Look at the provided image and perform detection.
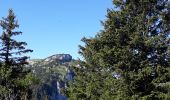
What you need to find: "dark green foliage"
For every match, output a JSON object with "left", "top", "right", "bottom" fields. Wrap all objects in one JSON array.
[
  {"left": 66, "top": 0, "right": 170, "bottom": 99},
  {"left": 0, "top": 9, "right": 35, "bottom": 100},
  {"left": 0, "top": 9, "right": 33, "bottom": 67}
]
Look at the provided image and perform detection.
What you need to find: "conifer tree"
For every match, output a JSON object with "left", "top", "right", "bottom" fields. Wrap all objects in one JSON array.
[
  {"left": 0, "top": 9, "right": 33, "bottom": 67},
  {"left": 65, "top": 0, "right": 170, "bottom": 99},
  {"left": 0, "top": 9, "right": 33, "bottom": 99}
]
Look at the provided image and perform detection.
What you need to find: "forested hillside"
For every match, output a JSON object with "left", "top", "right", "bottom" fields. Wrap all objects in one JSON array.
[{"left": 27, "top": 54, "right": 75, "bottom": 100}]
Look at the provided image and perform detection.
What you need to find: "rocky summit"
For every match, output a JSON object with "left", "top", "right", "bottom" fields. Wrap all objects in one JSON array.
[
  {"left": 28, "top": 54, "right": 72, "bottom": 67},
  {"left": 43, "top": 54, "right": 72, "bottom": 64}
]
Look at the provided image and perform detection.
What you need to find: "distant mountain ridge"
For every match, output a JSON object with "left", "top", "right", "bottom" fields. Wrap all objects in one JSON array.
[
  {"left": 43, "top": 54, "right": 72, "bottom": 62},
  {"left": 28, "top": 54, "right": 72, "bottom": 65},
  {"left": 27, "top": 54, "right": 75, "bottom": 100}
]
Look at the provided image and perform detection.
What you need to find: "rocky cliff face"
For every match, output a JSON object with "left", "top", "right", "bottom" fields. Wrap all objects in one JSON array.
[
  {"left": 44, "top": 54, "right": 72, "bottom": 62},
  {"left": 28, "top": 54, "right": 72, "bottom": 66},
  {"left": 27, "top": 54, "right": 75, "bottom": 100}
]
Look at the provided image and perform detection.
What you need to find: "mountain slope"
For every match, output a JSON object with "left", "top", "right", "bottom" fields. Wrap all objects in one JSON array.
[{"left": 27, "top": 54, "right": 75, "bottom": 100}]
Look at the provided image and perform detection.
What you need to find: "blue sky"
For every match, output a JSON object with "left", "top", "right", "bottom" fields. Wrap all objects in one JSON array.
[{"left": 0, "top": 0, "right": 113, "bottom": 59}]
